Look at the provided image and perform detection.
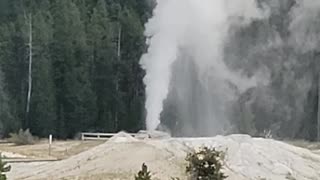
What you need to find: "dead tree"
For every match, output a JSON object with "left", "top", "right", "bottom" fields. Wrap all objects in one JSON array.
[
  {"left": 318, "top": 74, "right": 320, "bottom": 141},
  {"left": 114, "top": 23, "right": 121, "bottom": 131},
  {"left": 26, "top": 14, "right": 33, "bottom": 126}
]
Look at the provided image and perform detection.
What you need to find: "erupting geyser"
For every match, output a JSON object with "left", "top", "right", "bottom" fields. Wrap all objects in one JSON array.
[{"left": 140, "top": 0, "right": 269, "bottom": 132}]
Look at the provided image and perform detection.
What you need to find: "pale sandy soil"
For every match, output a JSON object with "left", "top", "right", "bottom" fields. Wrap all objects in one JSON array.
[
  {"left": 0, "top": 140, "right": 103, "bottom": 159},
  {"left": 285, "top": 140, "right": 320, "bottom": 154},
  {"left": 6, "top": 133, "right": 320, "bottom": 180}
]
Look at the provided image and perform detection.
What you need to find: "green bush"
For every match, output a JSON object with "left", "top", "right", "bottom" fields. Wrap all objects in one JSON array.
[
  {"left": 135, "top": 163, "right": 152, "bottom": 180},
  {"left": 0, "top": 153, "right": 11, "bottom": 180},
  {"left": 8, "top": 129, "right": 36, "bottom": 145},
  {"left": 186, "top": 147, "right": 227, "bottom": 180}
]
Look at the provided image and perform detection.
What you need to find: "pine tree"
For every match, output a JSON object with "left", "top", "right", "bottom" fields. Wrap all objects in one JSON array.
[
  {"left": 116, "top": 7, "right": 146, "bottom": 131},
  {"left": 0, "top": 70, "right": 14, "bottom": 137},
  {"left": 0, "top": 153, "right": 11, "bottom": 180},
  {"left": 135, "top": 163, "right": 152, "bottom": 180},
  {"left": 186, "top": 147, "right": 227, "bottom": 180},
  {"left": 0, "top": 0, "right": 151, "bottom": 138},
  {"left": 51, "top": 0, "right": 96, "bottom": 138},
  {"left": 88, "top": 0, "right": 116, "bottom": 132},
  {"left": 28, "top": 2, "right": 57, "bottom": 137},
  {"left": 0, "top": 10, "right": 28, "bottom": 132}
]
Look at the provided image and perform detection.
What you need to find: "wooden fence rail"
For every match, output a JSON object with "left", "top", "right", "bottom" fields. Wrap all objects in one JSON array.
[{"left": 81, "top": 132, "right": 138, "bottom": 141}]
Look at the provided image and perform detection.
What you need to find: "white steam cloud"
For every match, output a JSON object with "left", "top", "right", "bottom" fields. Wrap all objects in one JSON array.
[
  {"left": 140, "top": 0, "right": 269, "bottom": 130},
  {"left": 289, "top": 0, "right": 320, "bottom": 53}
]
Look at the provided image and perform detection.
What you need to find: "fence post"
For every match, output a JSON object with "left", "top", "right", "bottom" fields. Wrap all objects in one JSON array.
[
  {"left": 81, "top": 133, "right": 84, "bottom": 141},
  {"left": 49, "top": 134, "right": 52, "bottom": 156}
]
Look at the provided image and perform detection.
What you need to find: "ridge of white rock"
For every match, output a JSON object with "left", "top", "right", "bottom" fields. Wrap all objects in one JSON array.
[
  {"left": 8, "top": 133, "right": 320, "bottom": 180},
  {"left": 108, "top": 131, "right": 138, "bottom": 143}
]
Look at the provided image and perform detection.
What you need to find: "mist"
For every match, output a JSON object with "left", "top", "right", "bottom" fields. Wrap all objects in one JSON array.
[
  {"left": 141, "top": 0, "right": 320, "bottom": 139},
  {"left": 140, "top": 0, "right": 268, "bottom": 132}
]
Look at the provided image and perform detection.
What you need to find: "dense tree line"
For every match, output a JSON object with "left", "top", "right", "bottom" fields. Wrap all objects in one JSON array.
[
  {"left": 0, "top": 0, "right": 152, "bottom": 138},
  {"left": 1, "top": 0, "right": 320, "bottom": 141}
]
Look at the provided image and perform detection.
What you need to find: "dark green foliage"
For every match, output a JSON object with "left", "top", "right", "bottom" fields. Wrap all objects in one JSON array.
[
  {"left": 186, "top": 147, "right": 227, "bottom": 180},
  {"left": 0, "top": 154, "right": 11, "bottom": 180},
  {"left": 135, "top": 163, "right": 152, "bottom": 180},
  {"left": 29, "top": 3, "right": 56, "bottom": 137},
  {"left": 50, "top": 0, "right": 97, "bottom": 138},
  {"left": 0, "top": 0, "right": 149, "bottom": 138},
  {"left": 88, "top": 0, "right": 116, "bottom": 132},
  {"left": 0, "top": 70, "right": 15, "bottom": 137},
  {"left": 2, "top": 0, "right": 319, "bottom": 141}
]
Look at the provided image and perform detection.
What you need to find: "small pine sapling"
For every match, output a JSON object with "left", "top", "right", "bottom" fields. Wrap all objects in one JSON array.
[
  {"left": 186, "top": 147, "right": 227, "bottom": 180},
  {"left": 0, "top": 153, "right": 11, "bottom": 180},
  {"left": 135, "top": 163, "right": 152, "bottom": 180}
]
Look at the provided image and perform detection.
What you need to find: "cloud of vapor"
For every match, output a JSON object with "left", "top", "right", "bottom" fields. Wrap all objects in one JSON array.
[
  {"left": 140, "top": 0, "right": 269, "bottom": 131},
  {"left": 289, "top": 0, "right": 320, "bottom": 53}
]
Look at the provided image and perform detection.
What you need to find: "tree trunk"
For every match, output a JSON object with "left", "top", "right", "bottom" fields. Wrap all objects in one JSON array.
[
  {"left": 114, "top": 24, "right": 121, "bottom": 131},
  {"left": 26, "top": 14, "right": 32, "bottom": 126},
  {"left": 117, "top": 25, "right": 122, "bottom": 58},
  {"left": 318, "top": 74, "right": 320, "bottom": 141}
]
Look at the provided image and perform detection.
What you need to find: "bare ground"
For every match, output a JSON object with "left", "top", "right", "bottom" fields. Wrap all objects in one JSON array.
[
  {"left": 4, "top": 133, "right": 320, "bottom": 180},
  {"left": 0, "top": 140, "right": 103, "bottom": 160}
]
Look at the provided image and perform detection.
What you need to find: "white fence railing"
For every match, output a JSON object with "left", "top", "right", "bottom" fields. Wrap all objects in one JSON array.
[{"left": 80, "top": 132, "right": 138, "bottom": 141}]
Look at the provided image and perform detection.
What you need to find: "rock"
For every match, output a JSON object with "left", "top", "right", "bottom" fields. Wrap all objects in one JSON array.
[
  {"left": 136, "top": 130, "right": 171, "bottom": 139},
  {"left": 8, "top": 135, "right": 320, "bottom": 180},
  {"left": 108, "top": 131, "right": 138, "bottom": 143}
]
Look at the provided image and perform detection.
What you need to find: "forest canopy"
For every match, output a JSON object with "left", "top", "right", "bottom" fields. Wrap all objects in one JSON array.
[
  {"left": 0, "top": 0, "right": 319, "bottom": 141},
  {"left": 0, "top": 0, "right": 152, "bottom": 138}
]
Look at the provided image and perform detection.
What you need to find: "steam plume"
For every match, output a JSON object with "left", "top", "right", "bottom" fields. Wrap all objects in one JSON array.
[{"left": 140, "top": 0, "right": 268, "bottom": 131}]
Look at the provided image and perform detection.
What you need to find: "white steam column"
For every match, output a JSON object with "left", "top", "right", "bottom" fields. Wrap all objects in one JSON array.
[{"left": 140, "top": 0, "right": 268, "bottom": 131}]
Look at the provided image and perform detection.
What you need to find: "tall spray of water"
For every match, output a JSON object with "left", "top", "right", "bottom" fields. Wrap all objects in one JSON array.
[{"left": 140, "top": 0, "right": 269, "bottom": 131}]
